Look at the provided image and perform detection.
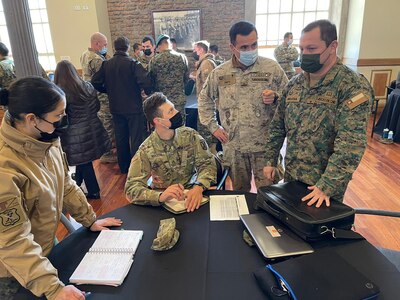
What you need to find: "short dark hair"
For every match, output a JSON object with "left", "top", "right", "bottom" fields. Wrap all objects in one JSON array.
[
  {"left": 143, "top": 92, "right": 168, "bottom": 126},
  {"left": 284, "top": 32, "right": 292, "bottom": 39},
  {"left": 142, "top": 35, "right": 155, "bottom": 46},
  {"left": 170, "top": 38, "right": 177, "bottom": 44},
  {"left": 114, "top": 36, "right": 130, "bottom": 52},
  {"left": 133, "top": 43, "right": 141, "bottom": 51},
  {"left": 302, "top": 19, "right": 337, "bottom": 47},
  {"left": 0, "top": 76, "right": 65, "bottom": 123},
  {"left": 209, "top": 45, "right": 218, "bottom": 53},
  {"left": 229, "top": 21, "right": 257, "bottom": 44},
  {"left": 0, "top": 42, "right": 9, "bottom": 56}
]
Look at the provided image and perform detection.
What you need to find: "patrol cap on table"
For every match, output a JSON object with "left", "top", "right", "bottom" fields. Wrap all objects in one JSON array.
[
  {"left": 156, "top": 34, "right": 170, "bottom": 47},
  {"left": 151, "top": 217, "right": 180, "bottom": 251}
]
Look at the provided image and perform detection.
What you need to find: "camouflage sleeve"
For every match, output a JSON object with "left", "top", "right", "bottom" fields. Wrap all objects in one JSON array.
[
  {"left": 182, "top": 54, "right": 189, "bottom": 85},
  {"left": 124, "top": 149, "right": 162, "bottom": 206},
  {"left": 88, "top": 57, "right": 104, "bottom": 74},
  {"left": 200, "top": 60, "right": 214, "bottom": 86},
  {"left": 289, "top": 48, "right": 299, "bottom": 61},
  {"left": 193, "top": 132, "right": 217, "bottom": 188},
  {"left": 198, "top": 69, "right": 219, "bottom": 134},
  {"left": 274, "top": 65, "right": 289, "bottom": 98},
  {"left": 264, "top": 89, "right": 288, "bottom": 166},
  {"left": 315, "top": 77, "right": 373, "bottom": 200}
]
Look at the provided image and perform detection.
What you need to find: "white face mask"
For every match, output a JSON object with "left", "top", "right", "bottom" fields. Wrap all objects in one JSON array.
[{"left": 287, "top": 39, "right": 293, "bottom": 46}]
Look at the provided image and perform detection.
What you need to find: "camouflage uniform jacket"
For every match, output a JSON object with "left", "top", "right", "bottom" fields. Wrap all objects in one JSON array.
[
  {"left": 195, "top": 53, "right": 216, "bottom": 96},
  {"left": 80, "top": 48, "right": 105, "bottom": 81},
  {"left": 125, "top": 127, "right": 217, "bottom": 206},
  {"left": 0, "top": 57, "right": 16, "bottom": 89},
  {"left": 149, "top": 49, "right": 189, "bottom": 108},
  {"left": 0, "top": 116, "right": 96, "bottom": 299},
  {"left": 274, "top": 44, "right": 299, "bottom": 79},
  {"left": 264, "top": 59, "right": 374, "bottom": 201},
  {"left": 198, "top": 55, "right": 288, "bottom": 162},
  {"left": 136, "top": 55, "right": 152, "bottom": 71}
]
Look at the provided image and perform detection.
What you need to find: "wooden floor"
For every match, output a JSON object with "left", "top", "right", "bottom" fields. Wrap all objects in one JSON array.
[{"left": 57, "top": 110, "right": 400, "bottom": 251}]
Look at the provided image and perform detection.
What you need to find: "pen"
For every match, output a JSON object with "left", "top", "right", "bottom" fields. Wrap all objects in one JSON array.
[{"left": 85, "top": 292, "right": 92, "bottom": 298}]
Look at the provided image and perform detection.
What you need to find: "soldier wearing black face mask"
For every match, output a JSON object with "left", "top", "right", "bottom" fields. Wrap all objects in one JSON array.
[{"left": 138, "top": 35, "right": 156, "bottom": 71}]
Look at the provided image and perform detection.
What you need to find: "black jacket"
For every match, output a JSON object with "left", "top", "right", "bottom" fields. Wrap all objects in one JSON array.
[
  {"left": 91, "top": 51, "right": 153, "bottom": 114},
  {"left": 60, "top": 82, "right": 111, "bottom": 166}
]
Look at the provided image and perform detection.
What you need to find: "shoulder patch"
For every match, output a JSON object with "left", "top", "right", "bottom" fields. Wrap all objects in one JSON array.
[
  {"left": 0, "top": 197, "right": 26, "bottom": 232},
  {"left": 346, "top": 93, "right": 369, "bottom": 109},
  {"left": 199, "top": 138, "right": 208, "bottom": 151}
]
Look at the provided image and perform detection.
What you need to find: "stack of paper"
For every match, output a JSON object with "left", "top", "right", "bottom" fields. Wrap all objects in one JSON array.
[
  {"left": 69, "top": 230, "right": 143, "bottom": 286},
  {"left": 209, "top": 194, "right": 249, "bottom": 221}
]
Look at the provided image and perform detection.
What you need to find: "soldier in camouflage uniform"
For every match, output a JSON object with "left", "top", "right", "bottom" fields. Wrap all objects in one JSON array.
[
  {"left": 264, "top": 20, "right": 374, "bottom": 207},
  {"left": 192, "top": 40, "right": 218, "bottom": 151},
  {"left": 274, "top": 32, "right": 299, "bottom": 80},
  {"left": 139, "top": 35, "right": 156, "bottom": 71},
  {"left": 81, "top": 32, "right": 116, "bottom": 163},
  {"left": 149, "top": 34, "right": 189, "bottom": 119},
  {"left": 125, "top": 92, "right": 216, "bottom": 213},
  {"left": 0, "top": 43, "right": 16, "bottom": 90},
  {"left": 198, "top": 21, "right": 288, "bottom": 192}
]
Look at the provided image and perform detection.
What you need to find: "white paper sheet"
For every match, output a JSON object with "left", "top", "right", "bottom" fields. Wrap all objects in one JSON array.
[{"left": 209, "top": 194, "right": 249, "bottom": 221}]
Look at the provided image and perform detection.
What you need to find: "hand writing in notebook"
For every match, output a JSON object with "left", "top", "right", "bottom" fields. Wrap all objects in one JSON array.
[
  {"left": 159, "top": 183, "right": 185, "bottom": 202},
  {"left": 185, "top": 185, "right": 203, "bottom": 212}
]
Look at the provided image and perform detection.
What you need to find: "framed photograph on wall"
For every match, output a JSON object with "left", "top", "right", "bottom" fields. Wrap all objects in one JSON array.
[
  {"left": 370, "top": 69, "right": 392, "bottom": 99},
  {"left": 152, "top": 9, "right": 201, "bottom": 51}
]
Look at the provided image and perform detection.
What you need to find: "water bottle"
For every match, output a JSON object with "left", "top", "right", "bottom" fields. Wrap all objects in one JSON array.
[
  {"left": 388, "top": 131, "right": 394, "bottom": 140},
  {"left": 383, "top": 128, "right": 389, "bottom": 139}
]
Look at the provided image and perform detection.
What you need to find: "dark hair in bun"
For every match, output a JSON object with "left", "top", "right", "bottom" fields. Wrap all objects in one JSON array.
[
  {"left": 0, "top": 88, "right": 9, "bottom": 106},
  {"left": 6, "top": 76, "right": 65, "bottom": 122}
]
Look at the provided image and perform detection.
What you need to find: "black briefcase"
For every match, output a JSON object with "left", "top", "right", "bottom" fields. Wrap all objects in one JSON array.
[{"left": 254, "top": 181, "right": 356, "bottom": 241}]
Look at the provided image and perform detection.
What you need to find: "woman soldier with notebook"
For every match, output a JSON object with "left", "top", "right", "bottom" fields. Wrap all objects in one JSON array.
[{"left": 0, "top": 77, "right": 122, "bottom": 300}]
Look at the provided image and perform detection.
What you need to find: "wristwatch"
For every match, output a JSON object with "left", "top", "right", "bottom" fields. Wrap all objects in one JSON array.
[{"left": 193, "top": 181, "right": 206, "bottom": 191}]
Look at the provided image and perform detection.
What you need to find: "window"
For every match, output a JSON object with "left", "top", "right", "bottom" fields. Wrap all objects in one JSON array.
[
  {"left": 256, "top": 0, "right": 331, "bottom": 59},
  {"left": 0, "top": 0, "right": 56, "bottom": 71}
]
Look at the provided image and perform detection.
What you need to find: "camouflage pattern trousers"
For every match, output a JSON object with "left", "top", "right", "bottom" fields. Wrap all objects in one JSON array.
[
  {"left": 228, "top": 150, "right": 273, "bottom": 192},
  {"left": 0, "top": 277, "right": 20, "bottom": 300},
  {"left": 98, "top": 92, "right": 115, "bottom": 154}
]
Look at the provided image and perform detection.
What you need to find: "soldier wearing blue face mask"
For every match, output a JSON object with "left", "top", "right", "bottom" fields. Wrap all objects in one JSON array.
[{"left": 198, "top": 21, "right": 288, "bottom": 192}]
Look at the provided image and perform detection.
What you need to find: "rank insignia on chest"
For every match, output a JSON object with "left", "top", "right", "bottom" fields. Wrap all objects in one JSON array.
[{"left": 251, "top": 72, "right": 271, "bottom": 82}]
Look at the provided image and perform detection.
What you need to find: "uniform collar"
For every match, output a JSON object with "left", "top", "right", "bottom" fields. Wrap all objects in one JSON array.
[
  {"left": 0, "top": 113, "right": 58, "bottom": 161},
  {"left": 231, "top": 54, "right": 260, "bottom": 72},
  {"left": 197, "top": 53, "right": 214, "bottom": 69},
  {"left": 151, "top": 127, "right": 184, "bottom": 150}
]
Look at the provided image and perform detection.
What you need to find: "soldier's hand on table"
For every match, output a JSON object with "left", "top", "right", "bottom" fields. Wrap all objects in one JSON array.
[
  {"left": 302, "top": 185, "right": 331, "bottom": 208},
  {"left": 55, "top": 285, "right": 85, "bottom": 300},
  {"left": 159, "top": 183, "right": 185, "bottom": 202},
  {"left": 262, "top": 89, "right": 276, "bottom": 105},
  {"left": 213, "top": 126, "right": 229, "bottom": 144},
  {"left": 185, "top": 185, "right": 203, "bottom": 212},
  {"left": 263, "top": 166, "right": 276, "bottom": 181},
  {"left": 90, "top": 217, "right": 123, "bottom": 231}
]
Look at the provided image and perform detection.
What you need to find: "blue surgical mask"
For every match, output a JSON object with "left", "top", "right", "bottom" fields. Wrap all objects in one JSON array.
[
  {"left": 99, "top": 47, "right": 107, "bottom": 55},
  {"left": 238, "top": 49, "right": 258, "bottom": 66}
]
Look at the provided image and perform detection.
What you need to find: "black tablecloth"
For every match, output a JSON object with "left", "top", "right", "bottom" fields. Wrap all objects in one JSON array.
[
  {"left": 15, "top": 191, "right": 400, "bottom": 299},
  {"left": 374, "top": 89, "right": 400, "bottom": 142}
]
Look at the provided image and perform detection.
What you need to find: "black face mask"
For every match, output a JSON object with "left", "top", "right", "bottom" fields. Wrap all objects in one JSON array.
[
  {"left": 36, "top": 114, "right": 69, "bottom": 141},
  {"left": 143, "top": 49, "right": 152, "bottom": 56},
  {"left": 192, "top": 52, "right": 200, "bottom": 61},
  {"left": 169, "top": 111, "right": 184, "bottom": 130},
  {"left": 300, "top": 45, "right": 330, "bottom": 73}
]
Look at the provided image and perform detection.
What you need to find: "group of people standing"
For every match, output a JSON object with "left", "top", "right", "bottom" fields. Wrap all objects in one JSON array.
[{"left": 0, "top": 18, "right": 374, "bottom": 299}]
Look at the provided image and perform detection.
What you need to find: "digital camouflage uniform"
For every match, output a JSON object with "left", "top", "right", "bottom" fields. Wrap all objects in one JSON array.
[
  {"left": 149, "top": 50, "right": 189, "bottom": 116},
  {"left": 264, "top": 58, "right": 374, "bottom": 202},
  {"left": 195, "top": 53, "right": 217, "bottom": 147},
  {"left": 80, "top": 48, "right": 114, "bottom": 154},
  {"left": 0, "top": 58, "right": 16, "bottom": 90},
  {"left": 198, "top": 55, "right": 288, "bottom": 191},
  {"left": 125, "top": 126, "right": 216, "bottom": 206},
  {"left": 274, "top": 44, "right": 299, "bottom": 80}
]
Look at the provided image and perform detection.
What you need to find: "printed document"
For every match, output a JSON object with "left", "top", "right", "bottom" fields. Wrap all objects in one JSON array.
[{"left": 209, "top": 194, "right": 249, "bottom": 221}]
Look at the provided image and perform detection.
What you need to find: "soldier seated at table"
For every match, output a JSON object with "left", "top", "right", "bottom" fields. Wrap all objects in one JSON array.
[{"left": 125, "top": 92, "right": 217, "bottom": 212}]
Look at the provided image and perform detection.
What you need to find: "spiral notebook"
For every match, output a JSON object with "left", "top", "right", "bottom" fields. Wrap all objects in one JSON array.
[{"left": 69, "top": 230, "right": 143, "bottom": 286}]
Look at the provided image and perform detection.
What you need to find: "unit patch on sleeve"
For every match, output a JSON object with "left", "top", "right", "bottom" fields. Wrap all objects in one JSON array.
[{"left": 0, "top": 196, "right": 26, "bottom": 232}]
